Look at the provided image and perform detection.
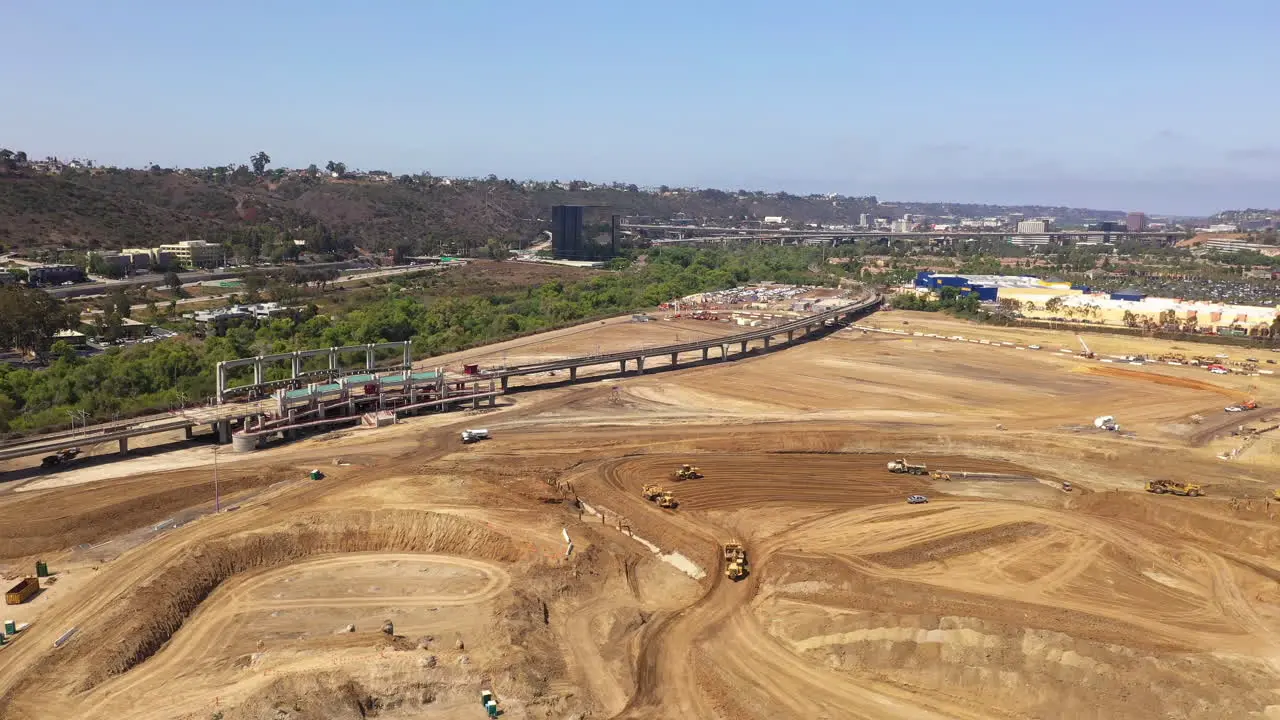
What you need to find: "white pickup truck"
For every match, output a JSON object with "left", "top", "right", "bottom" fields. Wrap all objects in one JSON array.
[{"left": 461, "top": 429, "right": 490, "bottom": 443}]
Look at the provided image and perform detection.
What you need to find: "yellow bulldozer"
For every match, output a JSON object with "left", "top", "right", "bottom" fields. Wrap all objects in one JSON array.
[
  {"left": 674, "top": 464, "right": 703, "bottom": 481},
  {"left": 1145, "top": 479, "right": 1203, "bottom": 497},
  {"left": 930, "top": 470, "right": 951, "bottom": 481},
  {"left": 723, "top": 541, "right": 748, "bottom": 581},
  {"left": 1272, "top": 489, "right": 1280, "bottom": 501}
]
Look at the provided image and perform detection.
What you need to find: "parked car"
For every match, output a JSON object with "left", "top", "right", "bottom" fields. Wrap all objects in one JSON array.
[{"left": 907, "top": 495, "right": 929, "bottom": 504}]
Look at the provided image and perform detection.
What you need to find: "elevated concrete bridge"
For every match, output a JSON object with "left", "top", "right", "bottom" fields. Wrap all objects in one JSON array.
[
  {"left": 483, "top": 293, "right": 882, "bottom": 389},
  {"left": 0, "top": 295, "right": 881, "bottom": 466}
]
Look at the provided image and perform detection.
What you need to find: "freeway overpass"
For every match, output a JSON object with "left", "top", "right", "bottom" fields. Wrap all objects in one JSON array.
[{"left": 623, "top": 223, "right": 1181, "bottom": 245}]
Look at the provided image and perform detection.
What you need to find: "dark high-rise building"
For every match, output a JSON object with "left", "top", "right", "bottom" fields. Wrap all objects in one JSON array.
[
  {"left": 1126, "top": 212, "right": 1147, "bottom": 232},
  {"left": 551, "top": 205, "right": 585, "bottom": 259}
]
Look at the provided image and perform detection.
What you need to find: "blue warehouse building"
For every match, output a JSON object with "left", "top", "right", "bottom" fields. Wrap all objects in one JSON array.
[{"left": 913, "top": 272, "right": 999, "bottom": 302}]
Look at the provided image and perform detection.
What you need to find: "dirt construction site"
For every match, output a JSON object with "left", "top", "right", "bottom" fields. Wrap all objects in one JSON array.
[{"left": 4, "top": 307, "right": 1280, "bottom": 719}]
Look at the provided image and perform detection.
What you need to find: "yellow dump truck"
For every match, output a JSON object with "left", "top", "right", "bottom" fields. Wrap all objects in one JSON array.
[
  {"left": 723, "top": 542, "right": 748, "bottom": 581},
  {"left": 888, "top": 458, "right": 928, "bottom": 475}
]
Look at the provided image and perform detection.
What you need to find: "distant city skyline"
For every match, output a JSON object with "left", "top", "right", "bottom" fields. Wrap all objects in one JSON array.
[{"left": 4, "top": 1, "right": 1278, "bottom": 215}]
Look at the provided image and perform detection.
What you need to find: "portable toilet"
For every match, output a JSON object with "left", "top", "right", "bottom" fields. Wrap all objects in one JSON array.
[
  {"left": 486, "top": 700, "right": 499, "bottom": 718},
  {"left": 309, "top": 469, "right": 324, "bottom": 481},
  {"left": 481, "top": 690, "right": 493, "bottom": 706}
]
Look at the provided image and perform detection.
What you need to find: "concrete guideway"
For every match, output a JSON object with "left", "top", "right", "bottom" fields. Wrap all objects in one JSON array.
[
  {"left": 0, "top": 295, "right": 880, "bottom": 466},
  {"left": 0, "top": 401, "right": 275, "bottom": 463},
  {"left": 485, "top": 293, "right": 883, "bottom": 389}
]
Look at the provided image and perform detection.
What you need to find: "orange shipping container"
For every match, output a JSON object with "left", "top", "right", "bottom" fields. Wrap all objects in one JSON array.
[{"left": 5, "top": 577, "right": 38, "bottom": 605}]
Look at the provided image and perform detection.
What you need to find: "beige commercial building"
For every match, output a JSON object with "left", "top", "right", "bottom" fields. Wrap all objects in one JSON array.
[{"left": 157, "top": 240, "right": 224, "bottom": 269}]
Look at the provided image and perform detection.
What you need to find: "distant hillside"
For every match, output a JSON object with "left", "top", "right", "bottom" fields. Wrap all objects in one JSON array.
[{"left": 0, "top": 157, "right": 1135, "bottom": 258}]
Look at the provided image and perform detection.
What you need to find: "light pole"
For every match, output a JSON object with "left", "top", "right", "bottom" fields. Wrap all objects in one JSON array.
[{"left": 212, "top": 442, "right": 220, "bottom": 513}]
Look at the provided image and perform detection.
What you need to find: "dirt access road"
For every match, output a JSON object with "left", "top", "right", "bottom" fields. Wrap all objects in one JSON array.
[{"left": 2, "top": 311, "right": 1280, "bottom": 718}]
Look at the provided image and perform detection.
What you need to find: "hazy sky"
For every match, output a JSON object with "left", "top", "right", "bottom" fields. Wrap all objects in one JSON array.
[{"left": 5, "top": 1, "right": 1278, "bottom": 214}]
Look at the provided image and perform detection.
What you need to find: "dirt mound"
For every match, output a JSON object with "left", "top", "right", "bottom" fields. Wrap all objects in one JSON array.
[
  {"left": 0, "top": 510, "right": 520, "bottom": 708},
  {"left": 764, "top": 596, "right": 1279, "bottom": 720},
  {"left": 226, "top": 673, "right": 439, "bottom": 720},
  {"left": 865, "top": 521, "right": 1047, "bottom": 568}
]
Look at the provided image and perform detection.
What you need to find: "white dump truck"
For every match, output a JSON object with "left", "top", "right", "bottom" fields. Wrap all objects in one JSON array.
[{"left": 461, "top": 429, "right": 490, "bottom": 444}]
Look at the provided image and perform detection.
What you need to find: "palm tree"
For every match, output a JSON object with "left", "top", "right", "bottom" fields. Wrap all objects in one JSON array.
[{"left": 250, "top": 151, "right": 271, "bottom": 175}]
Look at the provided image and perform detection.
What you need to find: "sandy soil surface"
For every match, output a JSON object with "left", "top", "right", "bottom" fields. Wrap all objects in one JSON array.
[{"left": 2, "top": 309, "right": 1280, "bottom": 719}]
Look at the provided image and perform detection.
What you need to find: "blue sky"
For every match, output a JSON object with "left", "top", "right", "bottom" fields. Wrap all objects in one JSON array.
[{"left": 4, "top": 1, "right": 1278, "bottom": 214}]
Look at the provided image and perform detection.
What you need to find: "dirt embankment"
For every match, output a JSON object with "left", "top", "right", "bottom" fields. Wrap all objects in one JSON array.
[{"left": 0, "top": 510, "right": 520, "bottom": 715}]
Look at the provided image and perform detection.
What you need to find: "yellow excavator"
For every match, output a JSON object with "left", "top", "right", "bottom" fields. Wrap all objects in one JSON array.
[
  {"left": 1272, "top": 489, "right": 1280, "bottom": 501},
  {"left": 1145, "top": 479, "right": 1203, "bottom": 497},
  {"left": 674, "top": 464, "right": 703, "bottom": 481},
  {"left": 723, "top": 541, "right": 748, "bottom": 581}
]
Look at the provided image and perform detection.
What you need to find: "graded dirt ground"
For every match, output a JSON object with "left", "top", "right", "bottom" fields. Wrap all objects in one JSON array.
[{"left": 2, "top": 308, "right": 1280, "bottom": 719}]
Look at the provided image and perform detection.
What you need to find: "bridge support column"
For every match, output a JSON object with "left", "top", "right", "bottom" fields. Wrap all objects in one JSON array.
[
  {"left": 292, "top": 352, "right": 302, "bottom": 379},
  {"left": 721, "top": 344, "right": 729, "bottom": 359},
  {"left": 365, "top": 344, "right": 376, "bottom": 370},
  {"left": 489, "top": 380, "right": 497, "bottom": 407},
  {"left": 787, "top": 330, "right": 794, "bottom": 343},
  {"left": 740, "top": 341, "right": 748, "bottom": 353},
  {"left": 403, "top": 341, "right": 412, "bottom": 369},
  {"left": 806, "top": 324, "right": 812, "bottom": 335},
  {"left": 184, "top": 426, "right": 193, "bottom": 440},
  {"left": 253, "top": 359, "right": 264, "bottom": 386},
  {"left": 570, "top": 366, "right": 577, "bottom": 381},
  {"left": 329, "top": 347, "right": 339, "bottom": 372},
  {"left": 217, "top": 420, "right": 230, "bottom": 445},
  {"left": 764, "top": 336, "right": 771, "bottom": 349},
  {"left": 637, "top": 357, "right": 645, "bottom": 374},
  {"left": 670, "top": 352, "right": 678, "bottom": 367},
  {"left": 702, "top": 347, "right": 709, "bottom": 361},
  {"left": 619, "top": 360, "right": 626, "bottom": 375},
  {"left": 216, "top": 362, "right": 227, "bottom": 405},
  {"left": 501, "top": 376, "right": 509, "bottom": 392},
  {"left": 118, "top": 438, "right": 128, "bottom": 455}
]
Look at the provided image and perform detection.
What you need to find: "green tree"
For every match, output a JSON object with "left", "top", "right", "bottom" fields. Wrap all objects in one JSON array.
[
  {"left": 164, "top": 271, "right": 183, "bottom": 293},
  {"left": 486, "top": 240, "right": 509, "bottom": 260},
  {"left": 0, "top": 286, "right": 77, "bottom": 359},
  {"left": 250, "top": 151, "right": 271, "bottom": 175}
]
